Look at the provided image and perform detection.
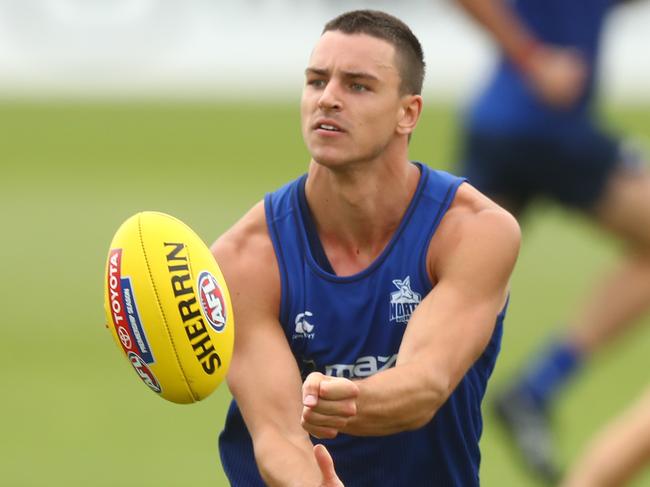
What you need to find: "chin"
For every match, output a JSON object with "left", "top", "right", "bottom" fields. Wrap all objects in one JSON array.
[
  {"left": 311, "top": 154, "right": 353, "bottom": 170},
  {"left": 308, "top": 146, "right": 347, "bottom": 168}
]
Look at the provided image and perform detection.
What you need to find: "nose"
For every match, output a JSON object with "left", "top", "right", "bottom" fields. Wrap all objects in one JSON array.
[{"left": 317, "top": 80, "right": 342, "bottom": 111}]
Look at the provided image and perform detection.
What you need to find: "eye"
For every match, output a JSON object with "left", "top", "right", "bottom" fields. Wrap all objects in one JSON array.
[
  {"left": 350, "top": 83, "right": 368, "bottom": 92},
  {"left": 307, "top": 78, "right": 326, "bottom": 88}
]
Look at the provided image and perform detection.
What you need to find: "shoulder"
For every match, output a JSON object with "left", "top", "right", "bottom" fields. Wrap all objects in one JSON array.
[
  {"left": 210, "top": 201, "right": 281, "bottom": 314},
  {"left": 211, "top": 201, "right": 270, "bottom": 261},
  {"left": 429, "top": 182, "right": 521, "bottom": 281},
  {"left": 444, "top": 182, "right": 521, "bottom": 240}
]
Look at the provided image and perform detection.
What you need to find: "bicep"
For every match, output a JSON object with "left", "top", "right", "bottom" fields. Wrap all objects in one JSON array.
[{"left": 397, "top": 208, "right": 519, "bottom": 391}]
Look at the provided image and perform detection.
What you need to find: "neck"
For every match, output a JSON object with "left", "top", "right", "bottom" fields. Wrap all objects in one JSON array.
[{"left": 305, "top": 156, "right": 420, "bottom": 274}]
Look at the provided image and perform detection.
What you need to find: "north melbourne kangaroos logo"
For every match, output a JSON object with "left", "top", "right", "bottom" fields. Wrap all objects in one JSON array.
[
  {"left": 293, "top": 311, "right": 315, "bottom": 340},
  {"left": 389, "top": 276, "right": 421, "bottom": 324}
]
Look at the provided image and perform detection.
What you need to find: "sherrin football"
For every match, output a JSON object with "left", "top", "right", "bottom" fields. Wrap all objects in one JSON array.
[{"left": 104, "top": 211, "right": 234, "bottom": 404}]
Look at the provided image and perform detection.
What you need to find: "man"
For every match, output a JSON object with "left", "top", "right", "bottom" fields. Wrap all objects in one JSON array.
[
  {"left": 455, "top": 0, "right": 650, "bottom": 482},
  {"left": 213, "top": 10, "right": 520, "bottom": 486}
]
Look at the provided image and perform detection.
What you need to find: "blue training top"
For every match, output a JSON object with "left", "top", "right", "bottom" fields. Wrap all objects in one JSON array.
[
  {"left": 467, "top": 0, "right": 616, "bottom": 136},
  {"left": 219, "top": 163, "right": 507, "bottom": 486}
]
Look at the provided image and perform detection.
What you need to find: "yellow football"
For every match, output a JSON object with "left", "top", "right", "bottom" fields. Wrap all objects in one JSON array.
[{"left": 104, "top": 211, "right": 234, "bottom": 404}]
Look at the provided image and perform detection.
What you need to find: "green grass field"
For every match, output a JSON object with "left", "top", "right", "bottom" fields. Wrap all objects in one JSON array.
[{"left": 1, "top": 100, "right": 648, "bottom": 486}]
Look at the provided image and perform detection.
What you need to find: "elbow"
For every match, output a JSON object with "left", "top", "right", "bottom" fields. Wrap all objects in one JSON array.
[
  {"left": 404, "top": 371, "right": 451, "bottom": 431},
  {"left": 404, "top": 412, "right": 435, "bottom": 432}
]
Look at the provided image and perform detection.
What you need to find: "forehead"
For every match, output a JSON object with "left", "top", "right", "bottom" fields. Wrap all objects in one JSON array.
[{"left": 308, "top": 31, "right": 398, "bottom": 77}]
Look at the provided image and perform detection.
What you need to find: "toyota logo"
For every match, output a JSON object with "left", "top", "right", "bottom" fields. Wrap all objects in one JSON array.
[{"left": 118, "top": 326, "right": 132, "bottom": 349}]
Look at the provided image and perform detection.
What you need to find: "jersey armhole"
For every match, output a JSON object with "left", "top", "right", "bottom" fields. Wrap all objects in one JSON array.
[
  {"left": 264, "top": 193, "right": 291, "bottom": 326},
  {"left": 419, "top": 178, "right": 468, "bottom": 288}
]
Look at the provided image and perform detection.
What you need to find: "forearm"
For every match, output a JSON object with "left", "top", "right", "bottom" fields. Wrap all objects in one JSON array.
[
  {"left": 455, "top": 0, "right": 537, "bottom": 70},
  {"left": 254, "top": 431, "right": 321, "bottom": 487},
  {"left": 342, "top": 362, "right": 450, "bottom": 436}
]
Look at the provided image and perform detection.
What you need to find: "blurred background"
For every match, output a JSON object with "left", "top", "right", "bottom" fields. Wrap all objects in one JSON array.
[{"left": 1, "top": 1, "right": 648, "bottom": 486}]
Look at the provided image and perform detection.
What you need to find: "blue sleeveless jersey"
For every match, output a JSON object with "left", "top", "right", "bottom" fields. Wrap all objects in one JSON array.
[
  {"left": 467, "top": 0, "right": 616, "bottom": 136},
  {"left": 219, "top": 163, "right": 507, "bottom": 486}
]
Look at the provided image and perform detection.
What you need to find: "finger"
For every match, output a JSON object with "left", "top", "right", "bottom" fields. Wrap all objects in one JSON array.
[
  {"left": 319, "top": 378, "right": 359, "bottom": 401},
  {"left": 304, "top": 397, "right": 357, "bottom": 417},
  {"left": 302, "top": 407, "right": 349, "bottom": 430},
  {"left": 302, "top": 372, "right": 324, "bottom": 407},
  {"left": 304, "top": 422, "right": 339, "bottom": 439},
  {"left": 313, "top": 444, "right": 341, "bottom": 484}
]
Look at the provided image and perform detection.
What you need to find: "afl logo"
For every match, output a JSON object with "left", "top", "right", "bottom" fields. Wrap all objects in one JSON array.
[
  {"left": 128, "top": 352, "right": 161, "bottom": 393},
  {"left": 197, "top": 271, "right": 227, "bottom": 333}
]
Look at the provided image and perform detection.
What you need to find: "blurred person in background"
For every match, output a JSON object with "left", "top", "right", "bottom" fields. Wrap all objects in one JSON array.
[
  {"left": 213, "top": 9, "right": 520, "bottom": 487},
  {"left": 454, "top": 0, "right": 650, "bottom": 483},
  {"left": 561, "top": 385, "right": 650, "bottom": 487}
]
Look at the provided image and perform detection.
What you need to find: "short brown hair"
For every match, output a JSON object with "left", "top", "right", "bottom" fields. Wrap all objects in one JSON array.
[{"left": 323, "top": 10, "right": 425, "bottom": 95}]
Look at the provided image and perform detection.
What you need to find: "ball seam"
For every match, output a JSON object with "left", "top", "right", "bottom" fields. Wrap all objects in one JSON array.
[{"left": 138, "top": 212, "right": 198, "bottom": 403}]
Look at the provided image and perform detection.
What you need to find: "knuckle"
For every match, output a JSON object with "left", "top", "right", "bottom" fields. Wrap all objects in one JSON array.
[
  {"left": 346, "top": 402, "right": 358, "bottom": 417},
  {"left": 335, "top": 417, "right": 348, "bottom": 429},
  {"left": 302, "top": 408, "right": 314, "bottom": 422}
]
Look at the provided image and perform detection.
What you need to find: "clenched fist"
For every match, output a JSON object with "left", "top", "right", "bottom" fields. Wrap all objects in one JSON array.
[{"left": 302, "top": 372, "right": 360, "bottom": 439}]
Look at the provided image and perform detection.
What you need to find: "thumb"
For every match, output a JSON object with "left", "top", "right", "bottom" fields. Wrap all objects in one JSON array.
[
  {"left": 313, "top": 444, "right": 342, "bottom": 486},
  {"left": 303, "top": 372, "right": 324, "bottom": 407}
]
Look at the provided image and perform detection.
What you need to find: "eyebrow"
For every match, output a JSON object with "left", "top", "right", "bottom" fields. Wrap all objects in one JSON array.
[{"left": 305, "top": 67, "right": 379, "bottom": 82}]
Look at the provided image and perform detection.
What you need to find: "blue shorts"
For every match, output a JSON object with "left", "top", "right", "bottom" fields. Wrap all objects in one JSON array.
[{"left": 459, "top": 126, "right": 622, "bottom": 212}]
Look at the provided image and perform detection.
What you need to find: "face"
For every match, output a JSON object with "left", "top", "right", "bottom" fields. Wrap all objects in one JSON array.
[{"left": 301, "top": 31, "right": 416, "bottom": 169}]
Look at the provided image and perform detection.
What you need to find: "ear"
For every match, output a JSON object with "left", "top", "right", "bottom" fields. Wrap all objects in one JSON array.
[{"left": 396, "top": 94, "right": 423, "bottom": 136}]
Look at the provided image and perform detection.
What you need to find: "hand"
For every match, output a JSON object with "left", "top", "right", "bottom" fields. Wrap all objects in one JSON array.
[
  {"left": 523, "top": 45, "right": 588, "bottom": 109},
  {"left": 301, "top": 372, "right": 359, "bottom": 439},
  {"left": 314, "top": 444, "right": 344, "bottom": 487}
]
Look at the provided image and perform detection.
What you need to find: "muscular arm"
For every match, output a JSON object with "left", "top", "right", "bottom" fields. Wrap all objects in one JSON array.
[
  {"left": 456, "top": 0, "right": 538, "bottom": 69},
  {"left": 302, "top": 186, "right": 521, "bottom": 437},
  {"left": 454, "top": 0, "right": 587, "bottom": 108},
  {"left": 212, "top": 202, "right": 323, "bottom": 486}
]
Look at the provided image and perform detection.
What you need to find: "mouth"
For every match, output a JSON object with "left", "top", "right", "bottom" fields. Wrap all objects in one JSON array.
[{"left": 313, "top": 119, "right": 344, "bottom": 134}]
